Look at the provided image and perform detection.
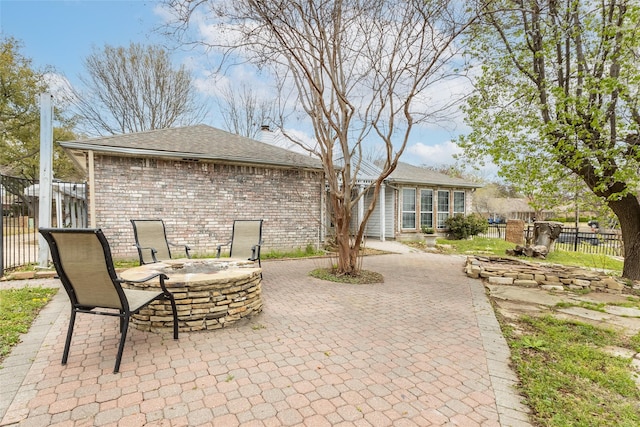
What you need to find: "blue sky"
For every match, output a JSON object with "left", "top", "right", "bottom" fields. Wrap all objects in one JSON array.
[
  {"left": 1, "top": 0, "right": 476, "bottom": 171},
  {"left": 1, "top": 0, "right": 163, "bottom": 86}
]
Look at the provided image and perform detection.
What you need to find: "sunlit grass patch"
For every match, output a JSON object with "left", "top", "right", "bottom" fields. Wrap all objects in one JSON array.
[
  {"left": 0, "top": 287, "right": 58, "bottom": 363},
  {"left": 505, "top": 315, "right": 640, "bottom": 426}
]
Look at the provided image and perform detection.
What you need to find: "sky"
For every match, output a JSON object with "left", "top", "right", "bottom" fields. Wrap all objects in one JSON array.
[{"left": 0, "top": 0, "right": 477, "bottom": 172}]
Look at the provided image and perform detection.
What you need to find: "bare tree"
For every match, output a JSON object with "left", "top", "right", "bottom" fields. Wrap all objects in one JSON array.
[
  {"left": 73, "top": 42, "right": 207, "bottom": 136},
  {"left": 166, "top": 0, "right": 480, "bottom": 275},
  {"left": 216, "top": 83, "right": 276, "bottom": 139}
]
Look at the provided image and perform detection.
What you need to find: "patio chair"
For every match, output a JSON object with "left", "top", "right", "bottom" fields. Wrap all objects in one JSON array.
[
  {"left": 216, "top": 219, "right": 263, "bottom": 268},
  {"left": 39, "top": 227, "right": 179, "bottom": 374},
  {"left": 130, "top": 219, "right": 191, "bottom": 265}
]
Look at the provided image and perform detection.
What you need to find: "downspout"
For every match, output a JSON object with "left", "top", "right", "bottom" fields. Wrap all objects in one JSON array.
[
  {"left": 358, "top": 184, "right": 364, "bottom": 233},
  {"left": 380, "top": 184, "right": 385, "bottom": 241},
  {"left": 88, "top": 150, "right": 96, "bottom": 228},
  {"left": 320, "top": 177, "right": 325, "bottom": 249}
]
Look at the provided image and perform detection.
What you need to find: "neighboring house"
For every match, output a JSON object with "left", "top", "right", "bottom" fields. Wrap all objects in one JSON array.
[
  {"left": 59, "top": 125, "right": 326, "bottom": 259},
  {"left": 346, "top": 160, "right": 483, "bottom": 241},
  {"left": 479, "top": 198, "right": 555, "bottom": 223},
  {"left": 23, "top": 182, "right": 87, "bottom": 228}
]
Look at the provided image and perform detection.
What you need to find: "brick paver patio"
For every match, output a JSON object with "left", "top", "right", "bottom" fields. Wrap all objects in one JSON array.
[{"left": 0, "top": 251, "right": 531, "bottom": 426}]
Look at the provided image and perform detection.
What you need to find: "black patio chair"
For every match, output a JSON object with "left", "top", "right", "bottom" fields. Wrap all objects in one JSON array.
[
  {"left": 130, "top": 219, "right": 191, "bottom": 265},
  {"left": 39, "top": 227, "right": 179, "bottom": 374},
  {"left": 216, "top": 219, "right": 263, "bottom": 268}
]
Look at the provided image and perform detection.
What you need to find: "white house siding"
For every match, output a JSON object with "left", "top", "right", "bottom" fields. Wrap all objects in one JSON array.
[
  {"left": 385, "top": 189, "right": 395, "bottom": 238},
  {"left": 90, "top": 154, "right": 324, "bottom": 259},
  {"left": 363, "top": 188, "right": 380, "bottom": 238},
  {"left": 353, "top": 187, "right": 395, "bottom": 240}
]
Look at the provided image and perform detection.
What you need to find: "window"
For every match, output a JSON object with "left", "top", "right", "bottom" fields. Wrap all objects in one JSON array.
[
  {"left": 437, "top": 190, "right": 449, "bottom": 228},
  {"left": 402, "top": 188, "right": 416, "bottom": 229},
  {"left": 453, "top": 191, "right": 465, "bottom": 214},
  {"left": 420, "top": 189, "right": 433, "bottom": 228}
]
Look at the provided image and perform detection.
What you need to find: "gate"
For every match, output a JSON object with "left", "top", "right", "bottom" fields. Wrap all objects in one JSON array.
[{"left": 1, "top": 174, "right": 87, "bottom": 276}]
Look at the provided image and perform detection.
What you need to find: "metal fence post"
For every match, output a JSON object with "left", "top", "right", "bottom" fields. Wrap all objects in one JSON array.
[{"left": 1, "top": 174, "right": 4, "bottom": 277}]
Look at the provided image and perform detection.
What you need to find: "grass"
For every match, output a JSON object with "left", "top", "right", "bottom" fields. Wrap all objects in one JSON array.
[
  {"left": 262, "top": 245, "right": 327, "bottom": 260},
  {"left": 505, "top": 315, "right": 640, "bottom": 426},
  {"left": 0, "top": 287, "right": 58, "bottom": 364},
  {"left": 437, "top": 236, "right": 624, "bottom": 274},
  {"left": 188, "top": 245, "right": 328, "bottom": 261}
]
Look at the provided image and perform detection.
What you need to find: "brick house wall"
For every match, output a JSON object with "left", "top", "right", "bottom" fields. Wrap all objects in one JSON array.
[{"left": 90, "top": 154, "right": 324, "bottom": 260}]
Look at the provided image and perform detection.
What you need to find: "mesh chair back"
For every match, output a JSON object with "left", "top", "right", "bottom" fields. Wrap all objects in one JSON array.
[
  {"left": 131, "top": 220, "right": 171, "bottom": 263},
  {"left": 230, "top": 220, "right": 262, "bottom": 260},
  {"left": 42, "top": 229, "right": 123, "bottom": 309}
]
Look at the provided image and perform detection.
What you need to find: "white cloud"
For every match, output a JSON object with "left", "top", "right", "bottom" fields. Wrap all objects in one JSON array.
[
  {"left": 406, "top": 140, "right": 462, "bottom": 166},
  {"left": 405, "top": 139, "right": 499, "bottom": 180},
  {"left": 43, "top": 72, "right": 77, "bottom": 109}
]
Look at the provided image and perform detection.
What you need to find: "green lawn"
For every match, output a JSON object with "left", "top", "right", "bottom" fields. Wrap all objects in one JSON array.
[
  {"left": 437, "top": 236, "right": 624, "bottom": 274},
  {"left": 506, "top": 316, "right": 640, "bottom": 426},
  {"left": 0, "top": 286, "right": 58, "bottom": 364}
]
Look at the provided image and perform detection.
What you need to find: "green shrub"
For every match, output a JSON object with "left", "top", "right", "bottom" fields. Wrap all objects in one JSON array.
[{"left": 445, "top": 213, "right": 488, "bottom": 240}]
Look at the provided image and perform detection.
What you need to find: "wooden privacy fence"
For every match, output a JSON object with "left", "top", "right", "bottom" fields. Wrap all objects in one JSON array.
[{"left": 1, "top": 174, "right": 87, "bottom": 276}]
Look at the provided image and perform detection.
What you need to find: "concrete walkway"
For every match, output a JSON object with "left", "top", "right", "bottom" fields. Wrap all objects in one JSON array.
[{"left": 0, "top": 250, "right": 531, "bottom": 426}]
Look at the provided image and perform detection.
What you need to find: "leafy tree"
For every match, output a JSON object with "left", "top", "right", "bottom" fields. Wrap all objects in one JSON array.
[
  {"left": 0, "top": 36, "right": 78, "bottom": 180},
  {"left": 73, "top": 42, "right": 207, "bottom": 136},
  {"left": 457, "top": 0, "right": 640, "bottom": 279},
  {"left": 166, "top": 0, "right": 481, "bottom": 275}
]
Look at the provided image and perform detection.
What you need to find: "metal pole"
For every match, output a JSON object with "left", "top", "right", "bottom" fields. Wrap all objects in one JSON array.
[
  {"left": 38, "top": 93, "right": 54, "bottom": 267},
  {"left": 0, "top": 174, "right": 4, "bottom": 276}
]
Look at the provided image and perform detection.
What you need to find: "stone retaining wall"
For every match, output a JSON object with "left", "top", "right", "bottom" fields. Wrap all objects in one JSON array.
[{"left": 465, "top": 256, "right": 630, "bottom": 293}]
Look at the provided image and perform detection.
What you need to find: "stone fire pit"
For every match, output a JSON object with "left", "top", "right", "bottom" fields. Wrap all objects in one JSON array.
[{"left": 120, "top": 258, "right": 262, "bottom": 332}]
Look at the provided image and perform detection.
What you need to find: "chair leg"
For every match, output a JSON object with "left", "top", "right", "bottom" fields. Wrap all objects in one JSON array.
[
  {"left": 166, "top": 294, "right": 179, "bottom": 340},
  {"left": 114, "top": 316, "right": 130, "bottom": 374},
  {"left": 62, "top": 309, "right": 77, "bottom": 365},
  {"left": 119, "top": 314, "right": 125, "bottom": 333}
]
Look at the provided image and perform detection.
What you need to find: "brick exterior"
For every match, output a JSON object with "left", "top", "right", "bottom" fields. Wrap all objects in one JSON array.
[{"left": 90, "top": 155, "right": 324, "bottom": 260}]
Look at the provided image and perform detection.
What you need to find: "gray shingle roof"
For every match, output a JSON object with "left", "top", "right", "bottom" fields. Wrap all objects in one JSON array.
[
  {"left": 388, "top": 162, "right": 483, "bottom": 188},
  {"left": 58, "top": 125, "right": 323, "bottom": 170}
]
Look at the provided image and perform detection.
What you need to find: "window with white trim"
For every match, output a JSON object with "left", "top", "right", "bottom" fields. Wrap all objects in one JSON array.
[
  {"left": 420, "top": 189, "right": 433, "bottom": 228},
  {"left": 402, "top": 188, "right": 416, "bottom": 229},
  {"left": 437, "top": 190, "right": 450, "bottom": 228}
]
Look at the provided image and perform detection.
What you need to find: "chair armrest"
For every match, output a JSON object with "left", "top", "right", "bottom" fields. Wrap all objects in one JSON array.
[
  {"left": 216, "top": 240, "right": 232, "bottom": 258},
  {"left": 249, "top": 241, "right": 262, "bottom": 261},
  {"left": 134, "top": 244, "right": 158, "bottom": 263},
  {"left": 118, "top": 273, "right": 171, "bottom": 293},
  {"left": 168, "top": 241, "right": 192, "bottom": 259}
]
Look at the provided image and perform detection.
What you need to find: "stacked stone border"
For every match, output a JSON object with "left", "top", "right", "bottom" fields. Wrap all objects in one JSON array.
[{"left": 464, "top": 255, "right": 635, "bottom": 294}]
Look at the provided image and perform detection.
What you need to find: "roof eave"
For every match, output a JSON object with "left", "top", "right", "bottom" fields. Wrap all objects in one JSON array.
[
  {"left": 386, "top": 177, "right": 483, "bottom": 189},
  {"left": 58, "top": 141, "right": 324, "bottom": 171}
]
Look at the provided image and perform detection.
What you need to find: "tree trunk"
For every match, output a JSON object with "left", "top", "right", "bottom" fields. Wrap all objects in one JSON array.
[
  {"left": 532, "top": 221, "right": 563, "bottom": 249},
  {"left": 330, "top": 190, "right": 361, "bottom": 276},
  {"left": 609, "top": 194, "right": 640, "bottom": 280}
]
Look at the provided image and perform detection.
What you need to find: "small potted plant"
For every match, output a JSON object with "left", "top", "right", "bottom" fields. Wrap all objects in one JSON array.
[{"left": 421, "top": 226, "right": 437, "bottom": 248}]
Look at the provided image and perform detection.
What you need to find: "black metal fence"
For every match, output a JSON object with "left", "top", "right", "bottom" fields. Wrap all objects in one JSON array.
[
  {"left": 481, "top": 223, "right": 623, "bottom": 257},
  {"left": 1, "top": 174, "right": 87, "bottom": 276}
]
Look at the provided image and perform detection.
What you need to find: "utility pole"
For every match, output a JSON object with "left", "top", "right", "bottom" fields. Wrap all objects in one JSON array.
[{"left": 38, "top": 93, "right": 53, "bottom": 267}]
